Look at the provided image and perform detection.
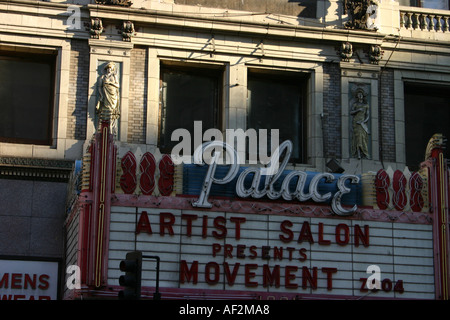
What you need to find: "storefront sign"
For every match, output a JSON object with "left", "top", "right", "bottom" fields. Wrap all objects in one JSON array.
[
  {"left": 0, "top": 259, "right": 59, "bottom": 300},
  {"left": 190, "top": 141, "right": 360, "bottom": 216}
]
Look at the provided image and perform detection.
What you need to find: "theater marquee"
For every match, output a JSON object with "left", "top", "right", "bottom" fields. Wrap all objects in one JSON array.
[
  {"left": 106, "top": 206, "right": 434, "bottom": 299},
  {"left": 65, "top": 123, "right": 448, "bottom": 300}
]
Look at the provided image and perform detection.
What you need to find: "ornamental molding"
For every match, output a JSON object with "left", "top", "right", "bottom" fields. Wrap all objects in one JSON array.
[
  {"left": 0, "top": 156, "right": 74, "bottom": 169},
  {"left": 120, "top": 21, "right": 136, "bottom": 42},
  {"left": 109, "top": 194, "right": 433, "bottom": 225},
  {"left": 88, "top": 38, "right": 134, "bottom": 56},
  {"left": 368, "top": 44, "right": 384, "bottom": 65},
  {"left": 88, "top": 18, "right": 104, "bottom": 39},
  {"left": 340, "top": 61, "right": 381, "bottom": 78},
  {"left": 85, "top": 4, "right": 386, "bottom": 45},
  {"left": 338, "top": 42, "right": 384, "bottom": 68},
  {"left": 0, "top": 157, "right": 74, "bottom": 182}
]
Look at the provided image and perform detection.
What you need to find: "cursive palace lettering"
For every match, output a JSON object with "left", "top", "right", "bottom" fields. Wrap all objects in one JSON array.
[{"left": 191, "top": 140, "right": 360, "bottom": 216}]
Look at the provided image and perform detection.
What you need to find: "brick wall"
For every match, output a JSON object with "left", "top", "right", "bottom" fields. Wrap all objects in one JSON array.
[
  {"left": 322, "top": 62, "right": 341, "bottom": 159},
  {"left": 68, "top": 39, "right": 89, "bottom": 141},
  {"left": 379, "top": 68, "right": 396, "bottom": 162},
  {"left": 128, "top": 46, "right": 148, "bottom": 144}
]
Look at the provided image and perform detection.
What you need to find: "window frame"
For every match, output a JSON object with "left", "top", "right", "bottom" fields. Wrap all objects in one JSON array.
[
  {"left": 403, "top": 81, "right": 450, "bottom": 170},
  {"left": 0, "top": 49, "right": 57, "bottom": 146},
  {"left": 246, "top": 68, "right": 308, "bottom": 164},
  {"left": 158, "top": 62, "right": 224, "bottom": 154},
  {"left": 398, "top": 0, "right": 450, "bottom": 9}
]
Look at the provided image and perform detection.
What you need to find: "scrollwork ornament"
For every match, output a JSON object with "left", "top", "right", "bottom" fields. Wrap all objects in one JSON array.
[
  {"left": 90, "top": 18, "right": 104, "bottom": 39},
  {"left": 121, "top": 21, "right": 135, "bottom": 42},
  {"left": 369, "top": 45, "right": 383, "bottom": 64},
  {"left": 340, "top": 42, "right": 353, "bottom": 62},
  {"left": 344, "top": 0, "right": 379, "bottom": 30}
]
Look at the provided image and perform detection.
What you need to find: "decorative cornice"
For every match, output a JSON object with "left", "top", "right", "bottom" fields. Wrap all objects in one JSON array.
[
  {"left": 0, "top": 157, "right": 75, "bottom": 182},
  {"left": 86, "top": 3, "right": 387, "bottom": 45}
]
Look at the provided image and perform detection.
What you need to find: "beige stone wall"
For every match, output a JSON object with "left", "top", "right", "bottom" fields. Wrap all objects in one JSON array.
[
  {"left": 174, "top": 0, "right": 317, "bottom": 18},
  {"left": 0, "top": 0, "right": 449, "bottom": 173}
]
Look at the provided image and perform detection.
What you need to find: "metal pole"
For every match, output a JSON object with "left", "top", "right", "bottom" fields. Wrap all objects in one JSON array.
[{"left": 143, "top": 255, "right": 161, "bottom": 300}]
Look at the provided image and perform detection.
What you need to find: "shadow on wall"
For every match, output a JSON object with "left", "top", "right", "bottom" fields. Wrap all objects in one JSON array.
[
  {"left": 174, "top": 0, "right": 318, "bottom": 19},
  {"left": 287, "top": 0, "right": 318, "bottom": 18}
]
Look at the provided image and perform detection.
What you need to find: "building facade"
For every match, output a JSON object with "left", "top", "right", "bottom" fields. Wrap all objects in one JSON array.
[{"left": 0, "top": 0, "right": 449, "bottom": 300}]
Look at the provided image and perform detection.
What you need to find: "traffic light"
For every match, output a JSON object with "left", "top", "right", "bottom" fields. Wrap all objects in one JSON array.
[{"left": 118, "top": 251, "right": 142, "bottom": 300}]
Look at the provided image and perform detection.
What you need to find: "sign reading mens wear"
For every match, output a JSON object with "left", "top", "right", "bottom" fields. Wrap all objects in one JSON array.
[{"left": 0, "top": 259, "right": 59, "bottom": 300}]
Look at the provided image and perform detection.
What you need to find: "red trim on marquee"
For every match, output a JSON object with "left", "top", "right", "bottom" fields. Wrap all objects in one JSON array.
[
  {"left": 120, "top": 151, "right": 137, "bottom": 194},
  {"left": 67, "top": 130, "right": 450, "bottom": 300},
  {"left": 74, "top": 121, "right": 116, "bottom": 289},
  {"left": 139, "top": 152, "right": 156, "bottom": 195},
  {"left": 158, "top": 154, "right": 175, "bottom": 196},
  {"left": 110, "top": 193, "right": 432, "bottom": 225},
  {"left": 428, "top": 149, "right": 450, "bottom": 300},
  {"left": 68, "top": 284, "right": 413, "bottom": 300}
]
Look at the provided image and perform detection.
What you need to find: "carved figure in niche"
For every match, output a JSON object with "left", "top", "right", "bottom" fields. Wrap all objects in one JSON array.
[
  {"left": 350, "top": 87, "right": 370, "bottom": 159},
  {"left": 96, "top": 62, "right": 120, "bottom": 135},
  {"left": 344, "top": 0, "right": 379, "bottom": 30}
]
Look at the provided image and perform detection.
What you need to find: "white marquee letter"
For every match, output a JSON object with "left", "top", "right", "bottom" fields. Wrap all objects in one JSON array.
[
  {"left": 192, "top": 141, "right": 240, "bottom": 208},
  {"left": 331, "top": 174, "right": 360, "bottom": 216}
]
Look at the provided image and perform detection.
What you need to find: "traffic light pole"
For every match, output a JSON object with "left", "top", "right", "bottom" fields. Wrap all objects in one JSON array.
[
  {"left": 143, "top": 255, "right": 161, "bottom": 300},
  {"left": 118, "top": 252, "right": 161, "bottom": 300},
  {"left": 118, "top": 251, "right": 142, "bottom": 300}
]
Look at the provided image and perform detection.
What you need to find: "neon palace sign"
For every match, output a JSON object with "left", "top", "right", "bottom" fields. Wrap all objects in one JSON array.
[{"left": 188, "top": 140, "right": 361, "bottom": 216}]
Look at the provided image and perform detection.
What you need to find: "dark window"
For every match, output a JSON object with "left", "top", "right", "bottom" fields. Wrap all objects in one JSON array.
[
  {"left": 397, "top": 0, "right": 421, "bottom": 6},
  {"left": 247, "top": 69, "right": 307, "bottom": 163},
  {"left": 398, "top": 0, "right": 449, "bottom": 9},
  {"left": 404, "top": 82, "right": 450, "bottom": 170},
  {"left": 159, "top": 64, "right": 222, "bottom": 154},
  {"left": 0, "top": 50, "right": 56, "bottom": 145}
]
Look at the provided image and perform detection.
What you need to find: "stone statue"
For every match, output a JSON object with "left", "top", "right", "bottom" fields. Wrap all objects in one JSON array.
[
  {"left": 350, "top": 88, "right": 370, "bottom": 159},
  {"left": 96, "top": 62, "right": 120, "bottom": 134}
]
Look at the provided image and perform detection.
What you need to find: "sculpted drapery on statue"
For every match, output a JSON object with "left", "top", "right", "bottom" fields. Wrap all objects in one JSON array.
[
  {"left": 96, "top": 62, "right": 120, "bottom": 135},
  {"left": 350, "top": 88, "right": 370, "bottom": 159}
]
